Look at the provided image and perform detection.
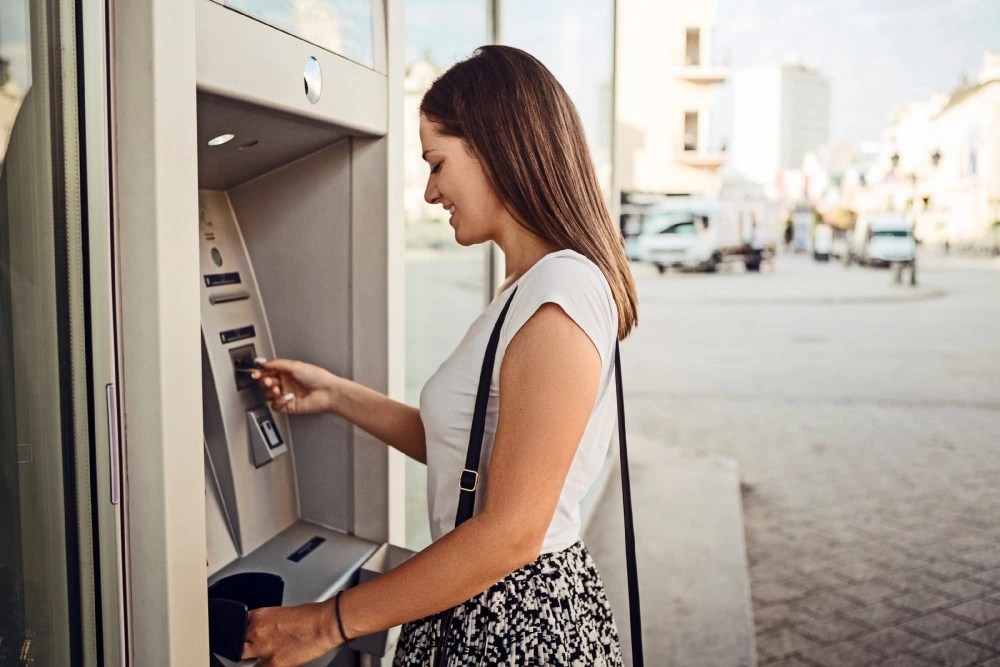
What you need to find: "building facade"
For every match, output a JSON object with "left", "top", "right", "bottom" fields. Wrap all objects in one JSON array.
[
  {"left": 730, "top": 63, "right": 831, "bottom": 193},
  {"left": 854, "top": 52, "right": 1000, "bottom": 249},
  {"left": 616, "top": 0, "right": 727, "bottom": 197}
]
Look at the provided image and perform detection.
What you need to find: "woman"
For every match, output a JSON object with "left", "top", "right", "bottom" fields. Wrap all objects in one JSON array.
[{"left": 242, "top": 45, "right": 639, "bottom": 667}]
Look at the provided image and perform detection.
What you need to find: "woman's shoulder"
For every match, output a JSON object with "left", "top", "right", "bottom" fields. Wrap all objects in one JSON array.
[
  {"left": 525, "top": 249, "right": 609, "bottom": 293},
  {"left": 508, "top": 249, "right": 617, "bottom": 352}
]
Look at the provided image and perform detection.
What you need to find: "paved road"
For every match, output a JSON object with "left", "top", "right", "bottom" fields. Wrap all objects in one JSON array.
[
  {"left": 619, "top": 252, "right": 1000, "bottom": 666},
  {"left": 404, "top": 248, "right": 1000, "bottom": 665}
]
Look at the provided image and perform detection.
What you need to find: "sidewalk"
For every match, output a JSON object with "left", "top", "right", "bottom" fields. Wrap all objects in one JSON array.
[{"left": 585, "top": 438, "right": 757, "bottom": 667}]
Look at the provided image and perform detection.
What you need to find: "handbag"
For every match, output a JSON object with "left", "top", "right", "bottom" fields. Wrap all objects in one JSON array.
[{"left": 430, "top": 287, "right": 644, "bottom": 666}]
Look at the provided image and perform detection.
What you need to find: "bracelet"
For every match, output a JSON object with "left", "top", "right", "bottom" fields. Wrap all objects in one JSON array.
[{"left": 334, "top": 590, "right": 351, "bottom": 646}]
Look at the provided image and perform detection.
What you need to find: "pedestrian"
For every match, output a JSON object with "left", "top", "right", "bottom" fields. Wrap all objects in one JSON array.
[{"left": 241, "top": 45, "right": 638, "bottom": 667}]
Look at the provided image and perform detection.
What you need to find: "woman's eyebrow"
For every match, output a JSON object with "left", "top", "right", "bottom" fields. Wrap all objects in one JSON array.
[{"left": 421, "top": 149, "right": 438, "bottom": 161}]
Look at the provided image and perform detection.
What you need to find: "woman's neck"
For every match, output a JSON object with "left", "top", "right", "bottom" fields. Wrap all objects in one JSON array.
[{"left": 495, "top": 226, "right": 561, "bottom": 292}]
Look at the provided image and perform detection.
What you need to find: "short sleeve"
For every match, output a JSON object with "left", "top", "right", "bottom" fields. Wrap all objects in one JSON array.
[{"left": 500, "top": 256, "right": 616, "bottom": 364}]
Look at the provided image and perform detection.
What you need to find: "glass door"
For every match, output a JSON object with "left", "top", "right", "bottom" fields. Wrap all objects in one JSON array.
[{"left": 0, "top": 0, "right": 107, "bottom": 663}]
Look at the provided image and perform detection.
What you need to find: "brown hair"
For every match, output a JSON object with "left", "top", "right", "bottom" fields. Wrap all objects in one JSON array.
[{"left": 421, "top": 45, "right": 638, "bottom": 340}]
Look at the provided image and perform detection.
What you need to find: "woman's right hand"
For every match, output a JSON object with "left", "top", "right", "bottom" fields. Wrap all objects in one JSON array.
[{"left": 252, "top": 358, "right": 339, "bottom": 416}]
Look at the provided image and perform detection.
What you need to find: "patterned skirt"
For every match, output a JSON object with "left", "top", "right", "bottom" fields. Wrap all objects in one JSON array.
[{"left": 392, "top": 541, "right": 623, "bottom": 666}]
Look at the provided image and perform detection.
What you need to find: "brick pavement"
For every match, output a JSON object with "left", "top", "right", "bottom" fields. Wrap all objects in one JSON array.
[{"left": 619, "top": 255, "right": 1000, "bottom": 665}]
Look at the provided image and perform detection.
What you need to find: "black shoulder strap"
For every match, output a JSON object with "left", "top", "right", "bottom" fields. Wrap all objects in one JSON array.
[
  {"left": 454, "top": 287, "right": 518, "bottom": 527},
  {"left": 615, "top": 341, "right": 644, "bottom": 666}
]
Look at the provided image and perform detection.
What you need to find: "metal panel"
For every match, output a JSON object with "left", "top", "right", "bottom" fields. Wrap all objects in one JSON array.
[
  {"left": 228, "top": 141, "right": 355, "bottom": 532},
  {"left": 196, "top": 0, "right": 387, "bottom": 137},
  {"left": 350, "top": 136, "right": 391, "bottom": 544},
  {"left": 197, "top": 93, "right": 350, "bottom": 189},
  {"left": 110, "top": 0, "right": 209, "bottom": 662},
  {"left": 199, "top": 190, "right": 300, "bottom": 561}
]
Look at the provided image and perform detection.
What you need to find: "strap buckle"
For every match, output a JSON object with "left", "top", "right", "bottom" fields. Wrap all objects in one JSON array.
[{"left": 459, "top": 469, "right": 479, "bottom": 492}]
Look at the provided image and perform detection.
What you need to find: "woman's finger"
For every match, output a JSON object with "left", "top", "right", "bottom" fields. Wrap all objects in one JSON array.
[
  {"left": 257, "top": 358, "right": 298, "bottom": 374},
  {"left": 241, "top": 640, "right": 255, "bottom": 660}
]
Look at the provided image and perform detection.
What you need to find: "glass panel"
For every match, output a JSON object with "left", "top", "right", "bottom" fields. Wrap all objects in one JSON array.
[
  {"left": 219, "top": 0, "right": 375, "bottom": 68},
  {"left": 1, "top": 0, "right": 83, "bottom": 663},
  {"left": 402, "top": 0, "right": 489, "bottom": 551},
  {"left": 501, "top": 0, "right": 615, "bottom": 197}
]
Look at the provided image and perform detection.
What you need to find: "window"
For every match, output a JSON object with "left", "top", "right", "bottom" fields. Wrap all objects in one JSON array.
[
  {"left": 220, "top": 0, "right": 376, "bottom": 67},
  {"left": 685, "top": 27, "right": 701, "bottom": 66},
  {"left": 684, "top": 111, "right": 699, "bottom": 151},
  {"left": 502, "top": 0, "right": 616, "bottom": 198},
  {"left": 667, "top": 222, "right": 698, "bottom": 236},
  {"left": 2, "top": 0, "right": 93, "bottom": 663}
]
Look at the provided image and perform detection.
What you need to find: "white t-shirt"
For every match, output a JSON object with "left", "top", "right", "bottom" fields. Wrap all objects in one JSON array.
[{"left": 420, "top": 249, "right": 619, "bottom": 554}]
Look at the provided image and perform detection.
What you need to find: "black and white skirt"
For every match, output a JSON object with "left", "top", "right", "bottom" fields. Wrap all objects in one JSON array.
[{"left": 392, "top": 541, "right": 624, "bottom": 666}]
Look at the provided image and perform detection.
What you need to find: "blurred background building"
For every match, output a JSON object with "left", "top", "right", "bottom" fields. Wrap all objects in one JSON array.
[
  {"left": 729, "top": 62, "right": 831, "bottom": 197},
  {"left": 801, "top": 51, "right": 1000, "bottom": 251},
  {"left": 615, "top": 0, "right": 728, "bottom": 198}
]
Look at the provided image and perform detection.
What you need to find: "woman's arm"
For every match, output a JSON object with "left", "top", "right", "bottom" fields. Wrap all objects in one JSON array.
[
  {"left": 328, "top": 376, "right": 428, "bottom": 464},
  {"left": 243, "top": 303, "right": 601, "bottom": 664},
  {"left": 256, "top": 360, "right": 428, "bottom": 463},
  {"left": 339, "top": 302, "right": 601, "bottom": 635}
]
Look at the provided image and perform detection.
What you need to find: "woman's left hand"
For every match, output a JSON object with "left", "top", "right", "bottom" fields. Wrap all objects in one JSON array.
[{"left": 241, "top": 600, "right": 342, "bottom": 667}]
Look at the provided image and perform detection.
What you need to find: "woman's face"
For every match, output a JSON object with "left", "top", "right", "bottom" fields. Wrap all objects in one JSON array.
[{"left": 420, "top": 115, "right": 508, "bottom": 246}]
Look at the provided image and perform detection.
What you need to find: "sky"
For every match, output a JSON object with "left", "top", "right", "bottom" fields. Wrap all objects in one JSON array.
[
  {"left": 3, "top": 0, "right": 997, "bottom": 146},
  {"left": 715, "top": 0, "right": 1000, "bottom": 142},
  {"left": 406, "top": 0, "right": 1000, "bottom": 146}
]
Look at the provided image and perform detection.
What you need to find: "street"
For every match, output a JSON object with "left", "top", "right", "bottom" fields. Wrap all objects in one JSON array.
[
  {"left": 622, "top": 252, "right": 1000, "bottom": 665},
  {"left": 407, "top": 249, "right": 1000, "bottom": 665}
]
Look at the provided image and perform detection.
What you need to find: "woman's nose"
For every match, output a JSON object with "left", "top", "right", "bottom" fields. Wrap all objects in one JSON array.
[{"left": 424, "top": 179, "right": 439, "bottom": 205}]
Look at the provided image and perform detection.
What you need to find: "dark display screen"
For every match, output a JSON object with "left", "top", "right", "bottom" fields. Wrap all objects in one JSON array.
[
  {"left": 220, "top": 325, "right": 256, "bottom": 345},
  {"left": 204, "top": 272, "right": 241, "bottom": 287}
]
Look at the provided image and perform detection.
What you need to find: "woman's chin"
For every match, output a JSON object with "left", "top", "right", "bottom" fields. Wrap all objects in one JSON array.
[{"left": 451, "top": 226, "right": 474, "bottom": 247}]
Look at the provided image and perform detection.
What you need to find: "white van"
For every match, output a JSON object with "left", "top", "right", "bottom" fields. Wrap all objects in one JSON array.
[
  {"left": 636, "top": 201, "right": 719, "bottom": 273},
  {"left": 632, "top": 195, "right": 779, "bottom": 273},
  {"left": 850, "top": 214, "right": 916, "bottom": 266}
]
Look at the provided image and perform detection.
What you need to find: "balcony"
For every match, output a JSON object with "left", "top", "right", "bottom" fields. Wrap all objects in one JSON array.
[
  {"left": 674, "top": 64, "right": 729, "bottom": 84},
  {"left": 675, "top": 149, "right": 726, "bottom": 168}
]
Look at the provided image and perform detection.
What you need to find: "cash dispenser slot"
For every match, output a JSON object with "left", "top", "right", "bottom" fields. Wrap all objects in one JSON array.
[{"left": 210, "top": 290, "right": 251, "bottom": 305}]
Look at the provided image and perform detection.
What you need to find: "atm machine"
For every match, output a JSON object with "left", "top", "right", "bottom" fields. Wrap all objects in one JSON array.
[{"left": 191, "top": 1, "right": 406, "bottom": 664}]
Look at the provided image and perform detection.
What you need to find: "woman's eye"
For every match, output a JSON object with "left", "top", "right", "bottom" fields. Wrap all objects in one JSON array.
[{"left": 430, "top": 163, "right": 441, "bottom": 174}]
